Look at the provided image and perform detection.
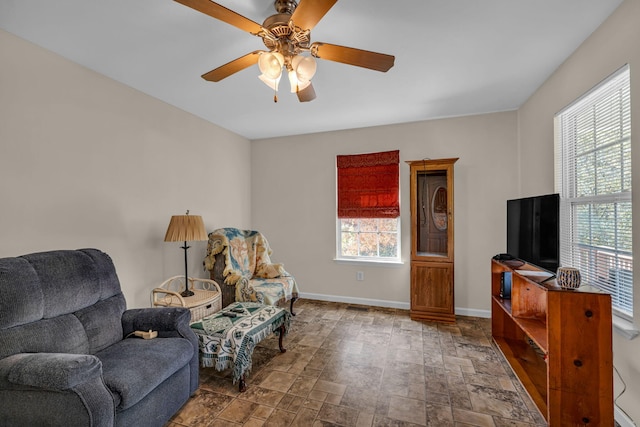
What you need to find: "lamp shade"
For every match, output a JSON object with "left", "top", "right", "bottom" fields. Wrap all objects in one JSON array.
[
  {"left": 287, "top": 70, "right": 312, "bottom": 93},
  {"left": 293, "top": 55, "right": 317, "bottom": 82},
  {"left": 258, "top": 52, "right": 284, "bottom": 79},
  {"left": 258, "top": 73, "right": 281, "bottom": 91},
  {"left": 164, "top": 214, "right": 207, "bottom": 242}
]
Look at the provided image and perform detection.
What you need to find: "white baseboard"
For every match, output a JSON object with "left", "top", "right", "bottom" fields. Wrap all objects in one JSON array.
[
  {"left": 300, "top": 292, "right": 409, "bottom": 310},
  {"left": 455, "top": 307, "right": 491, "bottom": 318},
  {"left": 298, "top": 293, "right": 491, "bottom": 318},
  {"left": 616, "top": 406, "right": 637, "bottom": 427}
]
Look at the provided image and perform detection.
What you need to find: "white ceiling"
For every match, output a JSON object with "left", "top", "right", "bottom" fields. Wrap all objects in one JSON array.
[{"left": 0, "top": 0, "right": 623, "bottom": 140}]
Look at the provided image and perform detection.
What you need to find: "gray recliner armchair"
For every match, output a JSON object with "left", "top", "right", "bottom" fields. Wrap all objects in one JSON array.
[{"left": 0, "top": 249, "right": 199, "bottom": 427}]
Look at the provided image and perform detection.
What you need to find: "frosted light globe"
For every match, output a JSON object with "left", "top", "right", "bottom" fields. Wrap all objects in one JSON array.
[{"left": 258, "top": 52, "right": 284, "bottom": 79}]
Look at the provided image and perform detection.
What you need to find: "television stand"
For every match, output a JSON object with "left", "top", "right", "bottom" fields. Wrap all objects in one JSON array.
[
  {"left": 491, "top": 258, "right": 613, "bottom": 425},
  {"left": 502, "top": 259, "right": 525, "bottom": 268}
]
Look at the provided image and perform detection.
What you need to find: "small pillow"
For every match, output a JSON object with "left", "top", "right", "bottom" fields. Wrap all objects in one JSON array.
[{"left": 254, "top": 263, "right": 286, "bottom": 279}]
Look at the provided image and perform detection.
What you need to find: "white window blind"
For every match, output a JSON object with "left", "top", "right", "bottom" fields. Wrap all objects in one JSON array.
[{"left": 554, "top": 65, "right": 632, "bottom": 319}]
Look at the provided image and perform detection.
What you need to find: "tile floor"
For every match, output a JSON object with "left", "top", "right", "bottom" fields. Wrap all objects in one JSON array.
[{"left": 167, "top": 299, "right": 547, "bottom": 427}]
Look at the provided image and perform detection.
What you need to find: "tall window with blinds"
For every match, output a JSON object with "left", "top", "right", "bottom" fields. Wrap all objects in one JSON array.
[{"left": 554, "top": 65, "right": 632, "bottom": 319}]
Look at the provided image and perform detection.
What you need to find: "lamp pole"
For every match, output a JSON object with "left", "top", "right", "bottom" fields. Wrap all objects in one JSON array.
[{"left": 181, "top": 240, "right": 194, "bottom": 297}]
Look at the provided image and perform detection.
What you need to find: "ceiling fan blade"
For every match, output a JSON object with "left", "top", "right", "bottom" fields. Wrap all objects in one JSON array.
[
  {"left": 290, "top": 0, "right": 338, "bottom": 31},
  {"left": 201, "top": 51, "right": 264, "bottom": 82},
  {"left": 311, "top": 42, "right": 395, "bottom": 72},
  {"left": 174, "top": 0, "right": 264, "bottom": 35},
  {"left": 297, "top": 82, "right": 317, "bottom": 102}
]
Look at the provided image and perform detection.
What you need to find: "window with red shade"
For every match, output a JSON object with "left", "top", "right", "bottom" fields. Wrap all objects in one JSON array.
[{"left": 336, "top": 150, "right": 401, "bottom": 262}]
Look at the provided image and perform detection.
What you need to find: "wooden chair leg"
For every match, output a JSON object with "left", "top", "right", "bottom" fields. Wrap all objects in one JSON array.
[
  {"left": 290, "top": 297, "right": 297, "bottom": 316},
  {"left": 278, "top": 324, "right": 287, "bottom": 353}
]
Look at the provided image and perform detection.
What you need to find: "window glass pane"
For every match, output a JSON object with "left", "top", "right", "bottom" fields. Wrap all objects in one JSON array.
[
  {"left": 358, "top": 232, "right": 378, "bottom": 257},
  {"left": 379, "top": 232, "right": 398, "bottom": 258},
  {"left": 341, "top": 231, "right": 358, "bottom": 256},
  {"left": 623, "top": 141, "right": 632, "bottom": 191},
  {"left": 576, "top": 153, "right": 595, "bottom": 197},
  {"left": 575, "top": 204, "right": 592, "bottom": 246},
  {"left": 575, "top": 202, "right": 632, "bottom": 252},
  {"left": 595, "top": 99, "right": 621, "bottom": 147},
  {"left": 618, "top": 201, "right": 633, "bottom": 252},
  {"left": 575, "top": 115, "right": 594, "bottom": 154},
  {"left": 359, "top": 218, "right": 378, "bottom": 232},
  {"left": 379, "top": 218, "right": 397, "bottom": 232},
  {"left": 591, "top": 203, "right": 616, "bottom": 248},
  {"left": 597, "top": 145, "right": 622, "bottom": 194},
  {"left": 341, "top": 218, "right": 358, "bottom": 232}
]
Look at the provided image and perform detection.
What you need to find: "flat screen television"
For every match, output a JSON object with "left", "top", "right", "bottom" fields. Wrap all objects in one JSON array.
[{"left": 506, "top": 193, "right": 560, "bottom": 272}]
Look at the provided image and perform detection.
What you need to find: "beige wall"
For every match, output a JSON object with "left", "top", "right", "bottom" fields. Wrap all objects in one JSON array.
[
  {"left": 251, "top": 112, "right": 519, "bottom": 315},
  {"left": 0, "top": 29, "right": 252, "bottom": 308},
  {"left": 517, "top": 0, "right": 640, "bottom": 423}
]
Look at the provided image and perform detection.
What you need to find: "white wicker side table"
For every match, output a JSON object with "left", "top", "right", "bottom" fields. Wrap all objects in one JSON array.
[{"left": 151, "top": 276, "right": 222, "bottom": 322}]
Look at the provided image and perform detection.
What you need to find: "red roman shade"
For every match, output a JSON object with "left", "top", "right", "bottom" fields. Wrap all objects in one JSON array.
[{"left": 337, "top": 150, "right": 400, "bottom": 218}]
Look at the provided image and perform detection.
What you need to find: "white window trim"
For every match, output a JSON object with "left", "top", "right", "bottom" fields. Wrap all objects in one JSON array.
[
  {"left": 613, "top": 316, "right": 639, "bottom": 340},
  {"left": 333, "top": 257, "right": 405, "bottom": 266}
]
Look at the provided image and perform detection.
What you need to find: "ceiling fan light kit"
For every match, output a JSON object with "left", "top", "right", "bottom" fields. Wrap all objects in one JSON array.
[
  {"left": 258, "top": 51, "right": 285, "bottom": 79},
  {"left": 174, "top": 0, "right": 395, "bottom": 102},
  {"left": 258, "top": 72, "right": 280, "bottom": 90}
]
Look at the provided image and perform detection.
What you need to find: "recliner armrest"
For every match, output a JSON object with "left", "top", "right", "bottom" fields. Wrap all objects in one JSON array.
[
  {"left": 121, "top": 306, "right": 200, "bottom": 395},
  {"left": 1, "top": 353, "right": 102, "bottom": 390}
]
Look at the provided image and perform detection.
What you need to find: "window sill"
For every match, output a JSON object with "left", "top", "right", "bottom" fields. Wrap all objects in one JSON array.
[
  {"left": 334, "top": 258, "right": 404, "bottom": 267},
  {"left": 613, "top": 315, "right": 639, "bottom": 340}
]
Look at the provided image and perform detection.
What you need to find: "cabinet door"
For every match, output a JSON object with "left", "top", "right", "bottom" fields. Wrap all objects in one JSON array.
[
  {"left": 407, "top": 158, "right": 457, "bottom": 264},
  {"left": 410, "top": 261, "right": 454, "bottom": 322}
]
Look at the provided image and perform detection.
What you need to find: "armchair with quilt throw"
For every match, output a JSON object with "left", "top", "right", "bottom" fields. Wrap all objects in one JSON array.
[
  {"left": 204, "top": 228, "right": 299, "bottom": 313},
  {"left": 0, "top": 249, "right": 199, "bottom": 427}
]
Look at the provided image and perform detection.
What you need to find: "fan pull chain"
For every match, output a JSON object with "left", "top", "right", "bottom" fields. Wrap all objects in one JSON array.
[{"left": 274, "top": 87, "right": 278, "bottom": 103}]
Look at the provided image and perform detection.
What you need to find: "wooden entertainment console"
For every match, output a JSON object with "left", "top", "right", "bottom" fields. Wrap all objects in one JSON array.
[{"left": 491, "top": 258, "right": 613, "bottom": 426}]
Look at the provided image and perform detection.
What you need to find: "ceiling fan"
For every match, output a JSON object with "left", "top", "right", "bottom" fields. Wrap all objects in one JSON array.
[{"left": 174, "top": 0, "right": 395, "bottom": 102}]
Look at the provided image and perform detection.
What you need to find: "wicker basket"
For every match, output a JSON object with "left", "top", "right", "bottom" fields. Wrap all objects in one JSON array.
[{"left": 152, "top": 276, "right": 222, "bottom": 322}]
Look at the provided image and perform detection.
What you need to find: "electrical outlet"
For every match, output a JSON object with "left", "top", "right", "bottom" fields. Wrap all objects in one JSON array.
[{"left": 356, "top": 271, "right": 364, "bottom": 281}]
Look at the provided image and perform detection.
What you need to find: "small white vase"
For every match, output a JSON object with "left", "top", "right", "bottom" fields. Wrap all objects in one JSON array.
[{"left": 556, "top": 267, "right": 581, "bottom": 289}]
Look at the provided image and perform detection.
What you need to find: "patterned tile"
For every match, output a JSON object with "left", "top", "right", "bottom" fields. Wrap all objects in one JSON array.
[
  {"left": 167, "top": 299, "right": 547, "bottom": 427},
  {"left": 260, "top": 371, "right": 298, "bottom": 393},
  {"left": 217, "top": 399, "right": 259, "bottom": 424},
  {"left": 388, "top": 395, "right": 427, "bottom": 425},
  {"left": 317, "top": 402, "right": 360, "bottom": 426}
]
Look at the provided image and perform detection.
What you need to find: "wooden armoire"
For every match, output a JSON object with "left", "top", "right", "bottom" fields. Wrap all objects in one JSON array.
[{"left": 407, "top": 158, "right": 458, "bottom": 323}]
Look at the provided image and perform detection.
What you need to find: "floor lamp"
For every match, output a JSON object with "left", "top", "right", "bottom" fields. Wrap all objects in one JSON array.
[{"left": 164, "top": 210, "right": 208, "bottom": 297}]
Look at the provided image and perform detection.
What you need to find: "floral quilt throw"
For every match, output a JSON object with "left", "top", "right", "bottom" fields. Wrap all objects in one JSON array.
[{"left": 204, "top": 228, "right": 299, "bottom": 306}]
